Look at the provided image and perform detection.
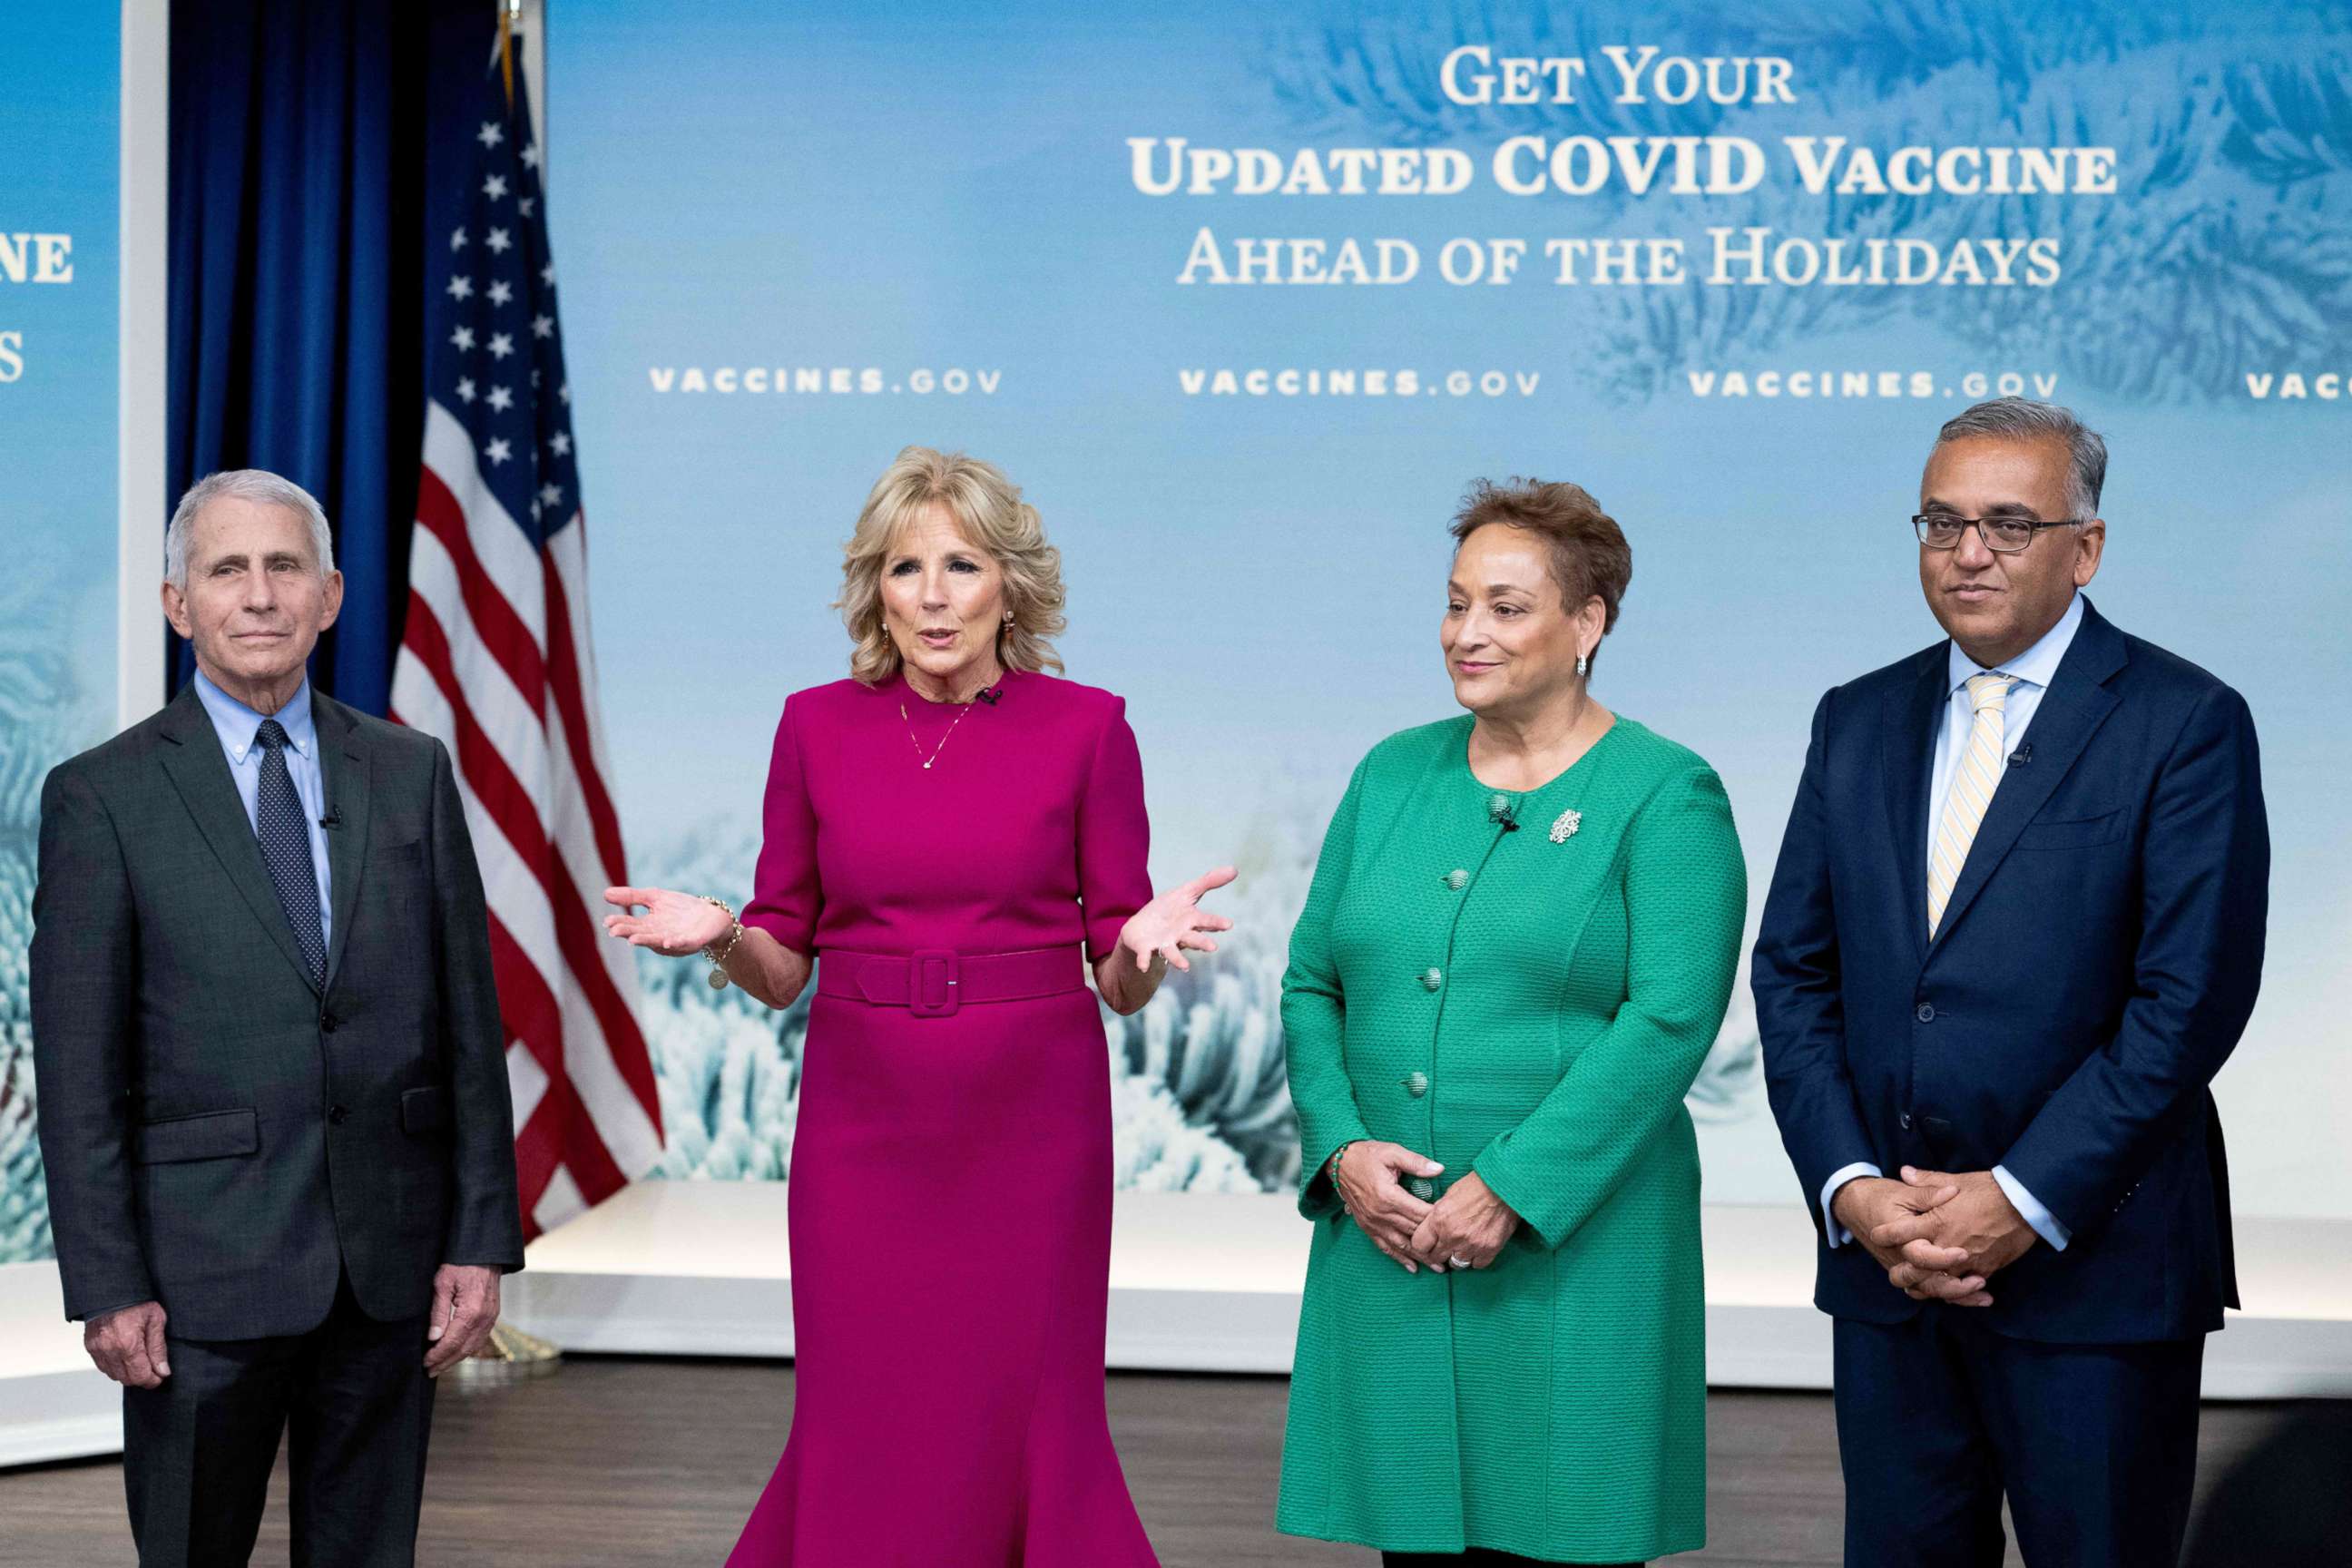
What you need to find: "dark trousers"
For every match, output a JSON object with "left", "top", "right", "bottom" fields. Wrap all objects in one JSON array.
[
  {"left": 1833, "top": 1308, "right": 2203, "bottom": 1568},
  {"left": 1381, "top": 1553, "right": 1643, "bottom": 1566},
  {"left": 122, "top": 1271, "right": 436, "bottom": 1568}
]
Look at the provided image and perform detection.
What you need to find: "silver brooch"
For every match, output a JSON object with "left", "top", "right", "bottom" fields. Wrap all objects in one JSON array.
[{"left": 1549, "top": 808, "right": 1583, "bottom": 844}]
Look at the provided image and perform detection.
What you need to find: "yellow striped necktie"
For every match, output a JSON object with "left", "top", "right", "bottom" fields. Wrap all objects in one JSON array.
[{"left": 1927, "top": 672, "right": 2018, "bottom": 937}]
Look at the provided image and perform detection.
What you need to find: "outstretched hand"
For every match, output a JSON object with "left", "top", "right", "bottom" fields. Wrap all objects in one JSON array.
[
  {"left": 1116, "top": 866, "right": 1238, "bottom": 974},
  {"left": 602, "top": 886, "right": 731, "bottom": 957}
]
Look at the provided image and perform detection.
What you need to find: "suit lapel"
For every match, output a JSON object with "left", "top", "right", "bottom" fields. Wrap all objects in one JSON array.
[
  {"left": 1929, "top": 602, "right": 2128, "bottom": 950},
  {"left": 156, "top": 684, "right": 320, "bottom": 994},
  {"left": 1882, "top": 647, "right": 1947, "bottom": 962},
  {"left": 317, "top": 695, "right": 373, "bottom": 991}
]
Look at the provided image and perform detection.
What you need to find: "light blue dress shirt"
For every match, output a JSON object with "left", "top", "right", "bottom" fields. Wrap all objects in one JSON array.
[
  {"left": 1821, "top": 594, "right": 2084, "bottom": 1253},
  {"left": 192, "top": 670, "right": 334, "bottom": 956}
]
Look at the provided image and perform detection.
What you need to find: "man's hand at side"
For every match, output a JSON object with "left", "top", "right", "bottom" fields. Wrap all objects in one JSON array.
[
  {"left": 84, "top": 1300, "right": 170, "bottom": 1388},
  {"left": 423, "top": 1264, "right": 502, "bottom": 1377},
  {"left": 1832, "top": 1175, "right": 1991, "bottom": 1306}
]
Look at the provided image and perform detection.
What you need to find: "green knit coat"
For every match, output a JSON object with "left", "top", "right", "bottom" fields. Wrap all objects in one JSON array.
[{"left": 1277, "top": 715, "right": 1746, "bottom": 1563}]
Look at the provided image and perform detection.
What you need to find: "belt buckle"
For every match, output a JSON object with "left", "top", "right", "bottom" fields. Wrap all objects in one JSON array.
[{"left": 908, "top": 948, "right": 959, "bottom": 1018}]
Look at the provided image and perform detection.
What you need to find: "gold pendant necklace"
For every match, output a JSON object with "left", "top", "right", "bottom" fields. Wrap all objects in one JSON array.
[
  {"left": 898, "top": 665, "right": 1003, "bottom": 770},
  {"left": 900, "top": 699, "right": 974, "bottom": 770}
]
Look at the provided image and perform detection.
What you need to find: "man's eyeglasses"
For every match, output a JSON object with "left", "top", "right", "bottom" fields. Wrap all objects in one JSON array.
[{"left": 1912, "top": 513, "right": 2082, "bottom": 554}]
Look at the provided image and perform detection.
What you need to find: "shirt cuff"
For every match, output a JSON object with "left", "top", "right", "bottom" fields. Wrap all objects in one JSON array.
[
  {"left": 1820, "top": 1162, "right": 1883, "bottom": 1248},
  {"left": 1993, "top": 1164, "right": 2072, "bottom": 1252}
]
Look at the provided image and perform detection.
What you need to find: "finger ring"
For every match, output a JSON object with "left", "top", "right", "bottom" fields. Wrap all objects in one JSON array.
[{"left": 1450, "top": 1255, "right": 1471, "bottom": 1269}]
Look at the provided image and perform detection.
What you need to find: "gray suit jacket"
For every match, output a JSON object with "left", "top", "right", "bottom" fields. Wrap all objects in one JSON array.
[{"left": 31, "top": 682, "right": 524, "bottom": 1339}]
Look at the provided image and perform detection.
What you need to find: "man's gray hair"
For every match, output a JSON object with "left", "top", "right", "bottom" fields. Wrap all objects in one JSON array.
[
  {"left": 1933, "top": 397, "right": 2108, "bottom": 520},
  {"left": 165, "top": 469, "right": 337, "bottom": 589}
]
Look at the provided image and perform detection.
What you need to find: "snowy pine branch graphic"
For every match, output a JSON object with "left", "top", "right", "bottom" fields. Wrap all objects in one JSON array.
[
  {"left": 0, "top": 555, "right": 106, "bottom": 1265},
  {"left": 628, "top": 795, "right": 1763, "bottom": 1195},
  {"left": 1258, "top": 2, "right": 2352, "bottom": 401},
  {"left": 2219, "top": 53, "right": 2352, "bottom": 189}
]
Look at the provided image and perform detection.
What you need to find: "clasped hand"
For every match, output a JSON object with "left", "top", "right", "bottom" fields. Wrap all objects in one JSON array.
[
  {"left": 1334, "top": 1142, "right": 1519, "bottom": 1274},
  {"left": 1836, "top": 1166, "right": 2039, "bottom": 1308}
]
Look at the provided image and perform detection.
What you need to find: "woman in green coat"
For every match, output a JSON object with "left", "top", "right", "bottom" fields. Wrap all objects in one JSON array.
[{"left": 1277, "top": 478, "right": 1746, "bottom": 1566}]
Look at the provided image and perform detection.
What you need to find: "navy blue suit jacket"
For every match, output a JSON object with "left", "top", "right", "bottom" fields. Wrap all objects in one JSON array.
[{"left": 1753, "top": 599, "right": 2267, "bottom": 1343}]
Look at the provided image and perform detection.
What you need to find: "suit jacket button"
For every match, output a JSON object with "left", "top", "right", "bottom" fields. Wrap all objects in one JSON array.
[
  {"left": 1445, "top": 869, "right": 1469, "bottom": 891},
  {"left": 1420, "top": 967, "right": 1444, "bottom": 992},
  {"left": 320, "top": 1014, "right": 338, "bottom": 1033},
  {"left": 327, "top": 1104, "right": 348, "bottom": 1124},
  {"left": 1899, "top": 1112, "right": 1913, "bottom": 1131},
  {"left": 1403, "top": 1071, "right": 1429, "bottom": 1098},
  {"left": 1916, "top": 1003, "right": 1936, "bottom": 1023}
]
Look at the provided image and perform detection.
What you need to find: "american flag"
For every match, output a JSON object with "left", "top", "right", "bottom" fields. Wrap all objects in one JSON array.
[{"left": 389, "top": 60, "right": 662, "bottom": 1239}]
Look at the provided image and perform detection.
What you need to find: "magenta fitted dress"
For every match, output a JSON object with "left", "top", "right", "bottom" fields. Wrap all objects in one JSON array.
[{"left": 725, "top": 668, "right": 1161, "bottom": 1568}]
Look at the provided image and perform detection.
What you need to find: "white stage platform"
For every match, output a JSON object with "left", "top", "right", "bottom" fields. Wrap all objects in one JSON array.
[
  {"left": 497, "top": 1184, "right": 2352, "bottom": 1397},
  {"left": 0, "top": 1264, "right": 123, "bottom": 1469},
  {"left": 9, "top": 1182, "right": 2349, "bottom": 1469}
]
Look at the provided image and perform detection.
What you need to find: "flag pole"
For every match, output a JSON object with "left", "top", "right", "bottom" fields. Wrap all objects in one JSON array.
[
  {"left": 496, "top": 0, "right": 516, "bottom": 106},
  {"left": 456, "top": 1319, "right": 564, "bottom": 1386},
  {"left": 456, "top": 0, "right": 573, "bottom": 1390}
]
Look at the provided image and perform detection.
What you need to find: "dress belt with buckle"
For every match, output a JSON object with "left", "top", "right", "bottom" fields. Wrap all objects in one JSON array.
[{"left": 814, "top": 945, "right": 1085, "bottom": 1019}]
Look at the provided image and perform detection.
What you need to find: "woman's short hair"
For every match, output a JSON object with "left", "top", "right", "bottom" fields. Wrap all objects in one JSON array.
[
  {"left": 838, "top": 446, "right": 1067, "bottom": 685},
  {"left": 1448, "top": 477, "right": 1632, "bottom": 670}
]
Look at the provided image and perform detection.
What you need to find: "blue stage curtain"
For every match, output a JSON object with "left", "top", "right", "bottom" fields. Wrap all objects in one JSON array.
[{"left": 165, "top": 0, "right": 432, "bottom": 713}]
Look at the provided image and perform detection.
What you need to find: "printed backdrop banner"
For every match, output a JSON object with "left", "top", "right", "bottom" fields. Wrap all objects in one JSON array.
[
  {"left": 1, "top": 7, "right": 122, "bottom": 1264},
  {"left": 546, "top": 1, "right": 2351, "bottom": 1213}
]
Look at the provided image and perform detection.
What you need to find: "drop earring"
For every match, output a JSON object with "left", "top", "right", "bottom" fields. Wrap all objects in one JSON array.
[{"left": 1575, "top": 654, "right": 1589, "bottom": 678}]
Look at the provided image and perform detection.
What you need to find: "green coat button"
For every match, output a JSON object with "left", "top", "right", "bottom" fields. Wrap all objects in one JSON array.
[
  {"left": 1420, "top": 967, "right": 1443, "bottom": 991},
  {"left": 1445, "top": 868, "right": 1469, "bottom": 891},
  {"left": 1406, "top": 1176, "right": 1436, "bottom": 1201},
  {"left": 1403, "top": 1071, "right": 1429, "bottom": 1098}
]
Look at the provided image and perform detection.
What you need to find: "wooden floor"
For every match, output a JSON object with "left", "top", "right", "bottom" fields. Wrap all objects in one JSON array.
[{"left": 0, "top": 1359, "right": 2288, "bottom": 1567}]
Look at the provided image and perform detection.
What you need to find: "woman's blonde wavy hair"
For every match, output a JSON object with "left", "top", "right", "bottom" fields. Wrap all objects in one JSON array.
[{"left": 838, "top": 446, "right": 1067, "bottom": 685}]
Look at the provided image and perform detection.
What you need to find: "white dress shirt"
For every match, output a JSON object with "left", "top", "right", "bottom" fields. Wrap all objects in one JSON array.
[
  {"left": 192, "top": 669, "right": 335, "bottom": 955},
  {"left": 1821, "top": 594, "right": 2084, "bottom": 1253}
]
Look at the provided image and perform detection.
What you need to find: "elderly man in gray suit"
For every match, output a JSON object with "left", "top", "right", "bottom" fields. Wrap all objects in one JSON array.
[{"left": 31, "top": 470, "right": 524, "bottom": 1567}]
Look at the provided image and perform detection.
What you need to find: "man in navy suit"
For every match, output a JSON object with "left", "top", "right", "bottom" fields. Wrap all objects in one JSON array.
[{"left": 1753, "top": 397, "right": 2268, "bottom": 1567}]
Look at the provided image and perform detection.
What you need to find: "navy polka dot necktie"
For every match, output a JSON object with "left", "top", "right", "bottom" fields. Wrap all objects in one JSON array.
[{"left": 254, "top": 719, "right": 327, "bottom": 984}]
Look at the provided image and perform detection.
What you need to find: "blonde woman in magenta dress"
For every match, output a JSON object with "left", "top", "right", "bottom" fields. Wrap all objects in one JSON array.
[{"left": 603, "top": 446, "right": 1234, "bottom": 1566}]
